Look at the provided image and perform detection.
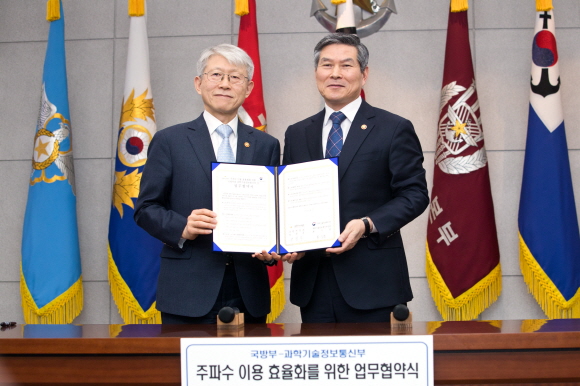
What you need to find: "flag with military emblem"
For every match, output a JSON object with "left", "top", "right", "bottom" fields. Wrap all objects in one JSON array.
[
  {"left": 108, "top": 0, "right": 163, "bottom": 324},
  {"left": 518, "top": 0, "right": 580, "bottom": 318},
  {"left": 235, "top": 0, "right": 285, "bottom": 322},
  {"left": 426, "top": 0, "right": 501, "bottom": 321},
  {"left": 21, "top": 0, "right": 83, "bottom": 324}
]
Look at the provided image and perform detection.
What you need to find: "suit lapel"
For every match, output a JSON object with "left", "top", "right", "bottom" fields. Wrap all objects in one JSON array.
[
  {"left": 236, "top": 122, "right": 256, "bottom": 164},
  {"left": 186, "top": 114, "right": 216, "bottom": 182},
  {"left": 338, "top": 101, "right": 375, "bottom": 180},
  {"left": 306, "top": 110, "right": 325, "bottom": 160}
]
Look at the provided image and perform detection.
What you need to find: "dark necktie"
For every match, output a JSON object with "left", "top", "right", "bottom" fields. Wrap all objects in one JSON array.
[{"left": 325, "top": 111, "right": 346, "bottom": 158}]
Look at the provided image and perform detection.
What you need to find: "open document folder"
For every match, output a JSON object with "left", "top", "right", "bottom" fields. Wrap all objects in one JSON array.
[{"left": 212, "top": 158, "right": 341, "bottom": 254}]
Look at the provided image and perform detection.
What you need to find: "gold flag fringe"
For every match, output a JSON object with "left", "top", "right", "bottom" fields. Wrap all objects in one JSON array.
[
  {"left": 266, "top": 273, "right": 286, "bottom": 323},
  {"left": 108, "top": 246, "right": 161, "bottom": 324},
  {"left": 331, "top": 0, "right": 347, "bottom": 4},
  {"left": 234, "top": 0, "right": 249, "bottom": 16},
  {"left": 128, "top": 0, "right": 145, "bottom": 17},
  {"left": 426, "top": 242, "right": 502, "bottom": 321},
  {"left": 426, "top": 321, "right": 443, "bottom": 335},
  {"left": 109, "top": 324, "right": 124, "bottom": 337},
  {"left": 536, "top": 0, "right": 553, "bottom": 12},
  {"left": 518, "top": 233, "right": 580, "bottom": 319},
  {"left": 46, "top": 0, "right": 60, "bottom": 21},
  {"left": 521, "top": 319, "right": 547, "bottom": 333},
  {"left": 450, "top": 0, "right": 468, "bottom": 13},
  {"left": 21, "top": 265, "right": 83, "bottom": 324}
]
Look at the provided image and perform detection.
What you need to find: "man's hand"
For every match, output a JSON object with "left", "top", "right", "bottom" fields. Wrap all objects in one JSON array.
[
  {"left": 182, "top": 209, "right": 217, "bottom": 241},
  {"left": 326, "top": 217, "right": 372, "bottom": 255},
  {"left": 252, "top": 251, "right": 305, "bottom": 264}
]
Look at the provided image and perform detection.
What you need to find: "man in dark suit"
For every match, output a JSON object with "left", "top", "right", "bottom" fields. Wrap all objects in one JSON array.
[
  {"left": 134, "top": 44, "right": 280, "bottom": 324},
  {"left": 281, "top": 34, "right": 429, "bottom": 323}
]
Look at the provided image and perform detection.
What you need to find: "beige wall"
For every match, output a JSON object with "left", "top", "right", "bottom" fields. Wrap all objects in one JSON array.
[{"left": 1, "top": 0, "right": 579, "bottom": 324}]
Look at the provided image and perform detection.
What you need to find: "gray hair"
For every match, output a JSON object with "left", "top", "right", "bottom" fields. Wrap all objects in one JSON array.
[
  {"left": 197, "top": 44, "right": 254, "bottom": 80},
  {"left": 314, "top": 33, "right": 369, "bottom": 72}
]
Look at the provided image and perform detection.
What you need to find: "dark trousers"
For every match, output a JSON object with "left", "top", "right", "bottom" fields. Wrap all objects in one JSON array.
[
  {"left": 300, "top": 257, "right": 396, "bottom": 323},
  {"left": 161, "top": 263, "right": 267, "bottom": 324}
]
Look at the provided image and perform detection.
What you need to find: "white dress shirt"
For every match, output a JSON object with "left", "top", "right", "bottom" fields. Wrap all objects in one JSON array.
[{"left": 321, "top": 96, "right": 362, "bottom": 155}]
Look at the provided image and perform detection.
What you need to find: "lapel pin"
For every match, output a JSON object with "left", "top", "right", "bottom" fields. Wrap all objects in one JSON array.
[
  {"left": 244, "top": 142, "right": 250, "bottom": 148},
  {"left": 361, "top": 124, "right": 367, "bottom": 130}
]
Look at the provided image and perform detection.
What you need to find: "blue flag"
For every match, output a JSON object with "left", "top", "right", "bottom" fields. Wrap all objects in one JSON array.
[
  {"left": 518, "top": 9, "right": 580, "bottom": 318},
  {"left": 108, "top": 4, "right": 162, "bottom": 324},
  {"left": 21, "top": 2, "right": 83, "bottom": 324}
]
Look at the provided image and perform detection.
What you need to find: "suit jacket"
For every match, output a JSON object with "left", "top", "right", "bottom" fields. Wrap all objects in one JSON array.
[
  {"left": 283, "top": 100, "right": 429, "bottom": 310},
  {"left": 134, "top": 114, "right": 281, "bottom": 318}
]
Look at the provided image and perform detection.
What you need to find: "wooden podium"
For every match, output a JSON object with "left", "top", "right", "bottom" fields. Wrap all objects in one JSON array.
[{"left": 1, "top": 319, "right": 579, "bottom": 385}]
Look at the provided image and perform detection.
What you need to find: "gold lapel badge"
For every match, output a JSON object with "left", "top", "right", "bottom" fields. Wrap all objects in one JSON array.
[
  {"left": 361, "top": 124, "right": 367, "bottom": 130},
  {"left": 244, "top": 142, "right": 250, "bottom": 147}
]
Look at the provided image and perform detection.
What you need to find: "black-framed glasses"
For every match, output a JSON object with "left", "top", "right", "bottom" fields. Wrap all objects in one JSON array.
[{"left": 203, "top": 72, "right": 248, "bottom": 85}]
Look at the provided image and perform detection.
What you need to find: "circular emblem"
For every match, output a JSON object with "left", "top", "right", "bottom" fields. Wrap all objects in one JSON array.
[
  {"left": 533, "top": 30, "right": 558, "bottom": 68},
  {"left": 118, "top": 124, "right": 152, "bottom": 167},
  {"left": 32, "top": 128, "right": 59, "bottom": 170}
]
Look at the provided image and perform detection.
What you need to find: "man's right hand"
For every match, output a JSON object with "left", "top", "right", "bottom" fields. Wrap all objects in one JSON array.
[{"left": 182, "top": 209, "right": 217, "bottom": 240}]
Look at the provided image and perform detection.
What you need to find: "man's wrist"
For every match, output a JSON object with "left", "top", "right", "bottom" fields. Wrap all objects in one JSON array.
[{"left": 360, "top": 217, "right": 371, "bottom": 238}]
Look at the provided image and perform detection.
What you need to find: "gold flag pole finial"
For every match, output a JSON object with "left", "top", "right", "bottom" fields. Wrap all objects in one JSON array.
[
  {"left": 129, "top": 0, "right": 145, "bottom": 17},
  {"left": 331, "top": 0, "right": 347, "bottom": 4},
  {"left": 46, "top": 0, "right": 60, "bottom": 21},
  {"left": 235, "top": 0, "right": 249, "bottom": 16},
  {"left": 536, "top": 0, "right": 553, "bottom": 12},
  {"left": 451, "top": 0, "right": 469, "bottom": 13}
]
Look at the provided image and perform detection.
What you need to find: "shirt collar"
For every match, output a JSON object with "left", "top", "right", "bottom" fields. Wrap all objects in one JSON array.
[
  {"left": 323, "top": 96, "right": 362, "bottom": 124},
  {"left": 203, "top": 111, "right": 239, "bottom": 137}
]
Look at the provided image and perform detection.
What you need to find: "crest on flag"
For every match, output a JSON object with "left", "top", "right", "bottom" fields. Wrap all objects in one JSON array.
[
  {"left": 436, "top": 81, "right": 487, "bottom": 175},
  {"left": 31, "top": 85, "right": 76, "bottom": 192}
]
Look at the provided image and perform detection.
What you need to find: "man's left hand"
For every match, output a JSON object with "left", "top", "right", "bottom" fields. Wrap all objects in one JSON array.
[{"left": 326, "top": 218, "right": 371, "bottom": 255}]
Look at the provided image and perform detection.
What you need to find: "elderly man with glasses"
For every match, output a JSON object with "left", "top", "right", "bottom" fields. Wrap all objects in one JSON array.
[{"left": 135, "top": 44, "right": 280, "bottom": 324}]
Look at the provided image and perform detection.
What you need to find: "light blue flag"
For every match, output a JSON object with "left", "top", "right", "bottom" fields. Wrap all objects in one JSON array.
[
  {"left": 518, "top": 9, "right": 580, "bottom": 318},
  {"left": 21, "top": 2, "right": 83, "bottom": 324}
]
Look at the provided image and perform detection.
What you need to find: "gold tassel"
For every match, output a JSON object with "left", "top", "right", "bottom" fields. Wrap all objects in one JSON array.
[
  {"left": 266, "top": 274, "right": 286, "bottom": 323},
  {"left": 426, "top": 242, "right": 502, "bottom": 321},
  {"left": 519, "top": 234, "right": 580, "bottom": 319},
  {"left": 331, "top": 0, "right": 347, "bottom": 4},
  {"left": 536, "top": 0, "right": 553, "bottom": 12},
  {"left": 21, "top": 265, "right": 83, "bottom": 324},
  {"left": 128, "top": 0, "right": 145, "bottom": 17},
  {"left": 108, "top": 246, "right": 161, "bottom": 324},
  {"left": 450, "top": 0, "right": 468, "bottom": 13},
  {"left": 46, "top": 0, "right": 60, "bottom": 21},
  {"left": 234, "top": 0, "right": 249, "bottom": 16}
]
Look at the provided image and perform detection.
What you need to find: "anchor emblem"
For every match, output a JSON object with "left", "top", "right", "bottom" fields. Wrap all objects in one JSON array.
[
  {"left": 311, "top": 0, "right": 397, "bottom": 38},
  {"left": 530, "top": 12, "right": 560, "bottom": 98}
]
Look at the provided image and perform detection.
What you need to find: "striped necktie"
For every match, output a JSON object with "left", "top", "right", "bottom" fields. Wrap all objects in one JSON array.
[{"left": 216, "top": 124, "right": 235, "bottom": 163}]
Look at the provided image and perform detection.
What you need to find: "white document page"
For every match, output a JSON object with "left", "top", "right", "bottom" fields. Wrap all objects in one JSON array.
[
  {"left": 212, "top": 163, "right": 276, "bottom": 253},
  {"left": 278, "top": 158, "right": 340, "bottom": 252}
]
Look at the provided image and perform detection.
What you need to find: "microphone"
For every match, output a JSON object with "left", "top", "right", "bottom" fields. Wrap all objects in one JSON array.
[
  {"left": 392, "top": 304, "right": 410, "bottom": 322},
  {"left": 218, "top": 307, "right": 240, "bottom": 324}
]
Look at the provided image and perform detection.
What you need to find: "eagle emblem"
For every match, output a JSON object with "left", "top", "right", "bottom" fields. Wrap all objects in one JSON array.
[{"left": 31, "top": 84, "right": 76, "bottom": 194}]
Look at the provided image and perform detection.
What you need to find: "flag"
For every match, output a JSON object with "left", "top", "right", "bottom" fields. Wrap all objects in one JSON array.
[
  {"left": 425, "top": 0, "right": 501, "bottom": 321},
  {"left": 108, "top": 0, "right": 162, "bottom": 324},
  {"left": 235, "top": 0, "right": 285, "bottom": 322},
  {"left": 518, "top": 0, "right": 580, "bottom": 318},
  {"left": 20, "top": 0, "right": 83, "bottom": 324}
]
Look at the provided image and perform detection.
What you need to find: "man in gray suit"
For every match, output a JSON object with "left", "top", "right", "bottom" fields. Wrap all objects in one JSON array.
[{"left": 135, "top": 44, "right": 280, "bottom": 324}]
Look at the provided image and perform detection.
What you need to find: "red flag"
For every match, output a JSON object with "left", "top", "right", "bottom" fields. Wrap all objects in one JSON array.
[
  {"left": 236, "top": 0, "right": 285, "bottom": 322},
  {"left": 426, "top": 2, "right": 501, "bottom": 321}
]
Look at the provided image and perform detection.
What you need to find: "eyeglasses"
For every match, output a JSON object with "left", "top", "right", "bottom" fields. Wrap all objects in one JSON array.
[{"left": 203, "top": 72, "right": 248, "bottom": 85}]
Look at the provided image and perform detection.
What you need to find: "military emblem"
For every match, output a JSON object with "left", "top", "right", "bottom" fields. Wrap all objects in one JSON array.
[
  {"left": 435, "top": 80, "right": 487, "bottom": 175},
  {"left": 311, "top": 0, "right": 397, "bottom": 38},
  {"left": 30, "top": 84, "right": 76, "bottom": 194},
  {"left": 113, "top": 88, "right": 155, "bottom": 218}
]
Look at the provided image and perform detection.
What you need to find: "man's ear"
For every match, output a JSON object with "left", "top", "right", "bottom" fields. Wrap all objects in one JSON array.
[{"left": 194, "top": 76, "right": 202, "bottom": 95}]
